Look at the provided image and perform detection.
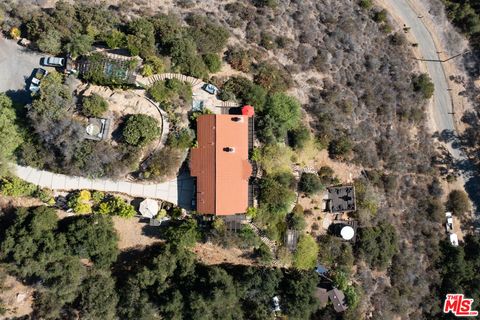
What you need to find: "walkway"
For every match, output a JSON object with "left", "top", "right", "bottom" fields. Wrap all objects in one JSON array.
[{"left": 13, "top": 165, "right": 195, "bottom": 208}]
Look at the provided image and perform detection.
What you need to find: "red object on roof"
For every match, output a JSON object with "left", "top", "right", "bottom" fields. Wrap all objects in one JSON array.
[
  {"left": 190, "top": 114, "right": 252, "bottom": 215},
  {"left": 241, "top": 105, "right": 255, "bottom": 117}
]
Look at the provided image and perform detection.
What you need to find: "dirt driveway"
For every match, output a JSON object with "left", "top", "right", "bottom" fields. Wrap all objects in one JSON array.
[{"left": 0, "top": 37, "right": 44, "bottom": 97}]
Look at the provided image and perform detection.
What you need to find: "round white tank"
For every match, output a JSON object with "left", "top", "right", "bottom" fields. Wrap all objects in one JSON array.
[{"left": 340, "top": 226, "right": 354, "bottom": 240}]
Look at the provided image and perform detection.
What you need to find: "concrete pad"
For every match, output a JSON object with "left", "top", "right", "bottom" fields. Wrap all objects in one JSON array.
[
  {"left": 143, "top": 184, "right": 157, "bottom": 198},
  {"left": 40, "top": 171, "right": 54, "bottom": 189},
  {"left": 130, "top": 184, "right": 144, "bottom": 197},
  {"left": 117, "top": 181, "right": 132, "bottom": 194},
  {"left": 78, "top": 177, "right": 93, "bottom": 190},
  {"left": 51, "top": 174, "right": 66, "bottom": 190},
  {"left": 104, "top": 180, "right": 119, "bottom": 193},
  {"left": 65, "top": 176, "right": 81, "bottom": 190}
]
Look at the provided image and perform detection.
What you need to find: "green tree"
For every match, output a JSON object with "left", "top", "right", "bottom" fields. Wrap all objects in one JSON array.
[
  {"left": 257, "top": 93, "right": 301, "bottom": 143},
  {"left": 37, "top": 29, "right": 63, "bottom": 55},
  {"left": 289, "top": 125, "right": 310, "bottom": 150},
  {"left": 164, "top": 219, "right": 199, "bottom": 249},
  {"left": 279, "top": 269, "right": 319, "bottom": 319},
  {"left": 186, "top": 15, "right": 229, "bottom": 54},
  {"left": 259, "top": 173, "right": 296, "bottom": 214},
  {"left": 0, "top": 93, "right": 23, "bottom": 173},
  {"left": 412, "top": 73, "right": 435, "bottom": 99},
  {"left": 446, "top": 189, "right": 471, "bottom": 216},
  {"left": 105, "top": 29, "right": 126, "bottom": 49},
  {"left": 328, "top": 135, "right": 352, "bottom": 159},
  {"left": 64, "top": 33, "right": 93, "bottom": 58},
  {"left": 298, "top": 172, "right": 324, "bottom": 195},
  {"left": 126, "top": 18, "right": 156, "bottom": 58},
  {"left": 82, "top": 93, "right": 108, "bottom": 117},
  {"left": 31, "top": 71, "right": 73, "bottom": 120},
  {"left": 202, "top": 53, "right": 222, "bottom": 73},
  {"left": 293, "top": 234, "right": 319, "bottom": 269},
  {"left": 358, "top": 223, "right": 398, "bottom": 270},
  {"left": 122, "top": 114, "right": 160, "bottom": 147},
  {"left": 77, "top": 270, "right": 118, "bottom": 320},
  {"left": 66, "top": 215, "right": 119, "bottom": 268}
]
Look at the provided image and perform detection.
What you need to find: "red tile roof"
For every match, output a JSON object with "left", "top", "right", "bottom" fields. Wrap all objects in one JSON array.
[{"left": 190, "top": 114, "right": 252, "bottom": 215}]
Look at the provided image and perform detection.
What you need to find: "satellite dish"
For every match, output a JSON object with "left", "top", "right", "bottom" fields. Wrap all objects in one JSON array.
[
  {"left": 86, "top": 123, "right": 101, "bottom": 136},
  {"left": 340, "top": 226, "right": 354, "bottom": 240}
]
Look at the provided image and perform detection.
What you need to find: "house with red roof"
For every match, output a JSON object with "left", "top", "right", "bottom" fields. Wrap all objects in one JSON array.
[{"left": 190, "top": 106, "right": 254, "bottom": 216}]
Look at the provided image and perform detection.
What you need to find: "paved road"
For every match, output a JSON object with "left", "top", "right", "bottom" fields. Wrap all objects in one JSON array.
[
  {"left": 383, "top": 0, "right": 461, "bottom": 159},
  {"left": 0, "top": 37, "right": 43, "bottom": 95}
]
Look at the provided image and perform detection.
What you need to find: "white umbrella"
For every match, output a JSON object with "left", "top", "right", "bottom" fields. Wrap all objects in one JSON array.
[{"left": 139, "top": 199, "right": 159, "bottom": 219}]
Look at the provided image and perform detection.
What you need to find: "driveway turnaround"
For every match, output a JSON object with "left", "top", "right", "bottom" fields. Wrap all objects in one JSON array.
[
  {"left": 13, "top": 165, "right": 195, "bottom": 209},
  {"left": 0, "top": 37, "right": 43, "bottom": 94}
]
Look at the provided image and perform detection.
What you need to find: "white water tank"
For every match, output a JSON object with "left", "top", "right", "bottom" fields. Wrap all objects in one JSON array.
[{"left": 340, "top": 226, "right": 354, "bottom": 240}]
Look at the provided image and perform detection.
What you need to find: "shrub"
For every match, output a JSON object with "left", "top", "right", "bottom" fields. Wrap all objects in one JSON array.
[
  {"left": 37, "top": 29, "right": 63, "bottom": 55},
  {"left": 82, "top": 94, "right": 108, "bottom": 117},
  {"left": 412, "top": 73, "right": 434, "bottom": 99},
  {"left": 225, "top": 49, "right": 251, "bottom": 73},
  {"left": 203, "top": 53, "right": 222, "bottom": 73},
  {"left": 122, "top": 114, "right": 160, "bottom": 147},
  {"left": 9, "top": 27, "right": 20, "bottom": 39},
  {"left": 359, "top": 0, "right": 373, "bottom": 9},
  {"left": 254, "top": 243, "right": 273, "bottom": 264},
  {"left": 148, "top": 79, "right": 192, "bottom": 105},
  {"left": 167, "top": 128, "right": 193, "bottom": 149},
  {"left": 293, "top": 234, "right": 318, "bottom": 269},
  {"left": 328, "top": 135, "right": 352, "bottom": 159},
  {"left": 446, "top": 190, "right": 471, "bottom": 216},
  {"left": 97, "top": 196, "right": 136, "bottom": 218},
  {"left": 105, "top": 29, "right": 126, "bottom": 49},
  {"left": 0, "top": 176, "right": 37, "bottom": 197},
  {"left": 289, "top": 125, "right": 311, "bottom": 150},
  {"left": 358, "top": 223, "right": 398, "bottom": 270},
  {"left": 68, "top": 190, "right": 93, "bottom": 214},
  {"left": 318, "top": 166, "right": 336, "bottom": 185},
  {"left": 254, "top": 63, "right": 292, "bottom": 92},
  {"left": 185, "top": 14, "right": 229, "bottom": 54},
  {"left": 257, "top": 93, "right": 301, "bottom": 143},
  {"left": 259, "top": 172, "right": 296, "bottom": 214},
  {"left": 64, "top": 33, "right": 94, "bottom": 58},
  {"left": 298, "top": 173, "right": 324, "bottom": 195},
  {"left": 373, "top": 9, "right": 388, "bottom": 23}
]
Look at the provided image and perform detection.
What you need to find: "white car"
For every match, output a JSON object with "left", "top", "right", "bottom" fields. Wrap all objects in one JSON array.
[
  {"left": 29, "top": 68, "right": 48, "bottom": 93},
  {"left": 445, "top": 212, "right": 453, "bottom": 233},
  {"left": 449, "top": 233, "right": 459, "bottom": 247},
  {"left": 43, "top": 56, "right": 65, "bottom": 67}
]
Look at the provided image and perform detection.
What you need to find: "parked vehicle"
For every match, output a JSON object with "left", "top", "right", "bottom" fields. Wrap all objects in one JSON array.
[
  {"left": 203, "top": 83, "right": 218, "bottom": 95},
  {"left": 42, "top": 56, "right": 65, "bottom": 67},
  {"left": 29, "top": 68, "right": 48, "bottom": 93},
  {"left": 445, "top": 211, "right": 453, "bottom": 233}
]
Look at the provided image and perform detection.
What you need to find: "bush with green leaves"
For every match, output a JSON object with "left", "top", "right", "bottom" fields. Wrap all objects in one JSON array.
[
  {"left": 0, "top": 93, "right": 23, "bottom": 174},
  {"left": 358, "top": 223, "right": 398, "bottom": 270},
  {"left": 167, "top": 128, "right": 193, "bottom": 149},
  {"left": 446, "top": 190, "right": 471, "bottom": 217},
  {"left": 289, "top": 125, "right": 310, "bottom": 150},
  {"left": 67, "top": 190, "right": 93, "bottom": 214},
  {"left": 221, "top": 76, "right": 267, "bottom": 108},
  {"left": 225, "top": 49, "right": 252, "bottom": 72},
  {"left": 412, "top": 73, "right": 435, "bottom": 99},
  {"left": 0, "top": 176, "right": 37, "bottom": 197},
  {"left": 328, "top": 135, "right": 352, "bottom": 159},
  {"left": 259, "top": 172, "right": 296, "bottom": 214},
  {"left": 97, "top": 196, "right": 136, "bottom": 218},
  {"left": 254, "top": 62, "right": 292, "bottom": 92},
  {"left": 82, "top": 94, "right": 108, "bottom": 117},
  {"left": 293, "top": 234, "right": 318, "bottom": 269},
  {"left": 298, "top": 172, "right": 324, "bottom": 195},
  {"left": 185, "top": 14, "right": 229, "bottom": 54},
  {"left": 257, "top": 93, "right": 301, "bottom": 143},
  {"left": 64, "top": 33, "right": 93, "bottom": 58},
  {"left": 148, "top": 78, "right": 192, "bottom": 105},
  {"left": 122, "top": 114, "right": 160, "bottom": 147},
  {"left": 203, "top": 53, "right": 222, "bottom": 72}
]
